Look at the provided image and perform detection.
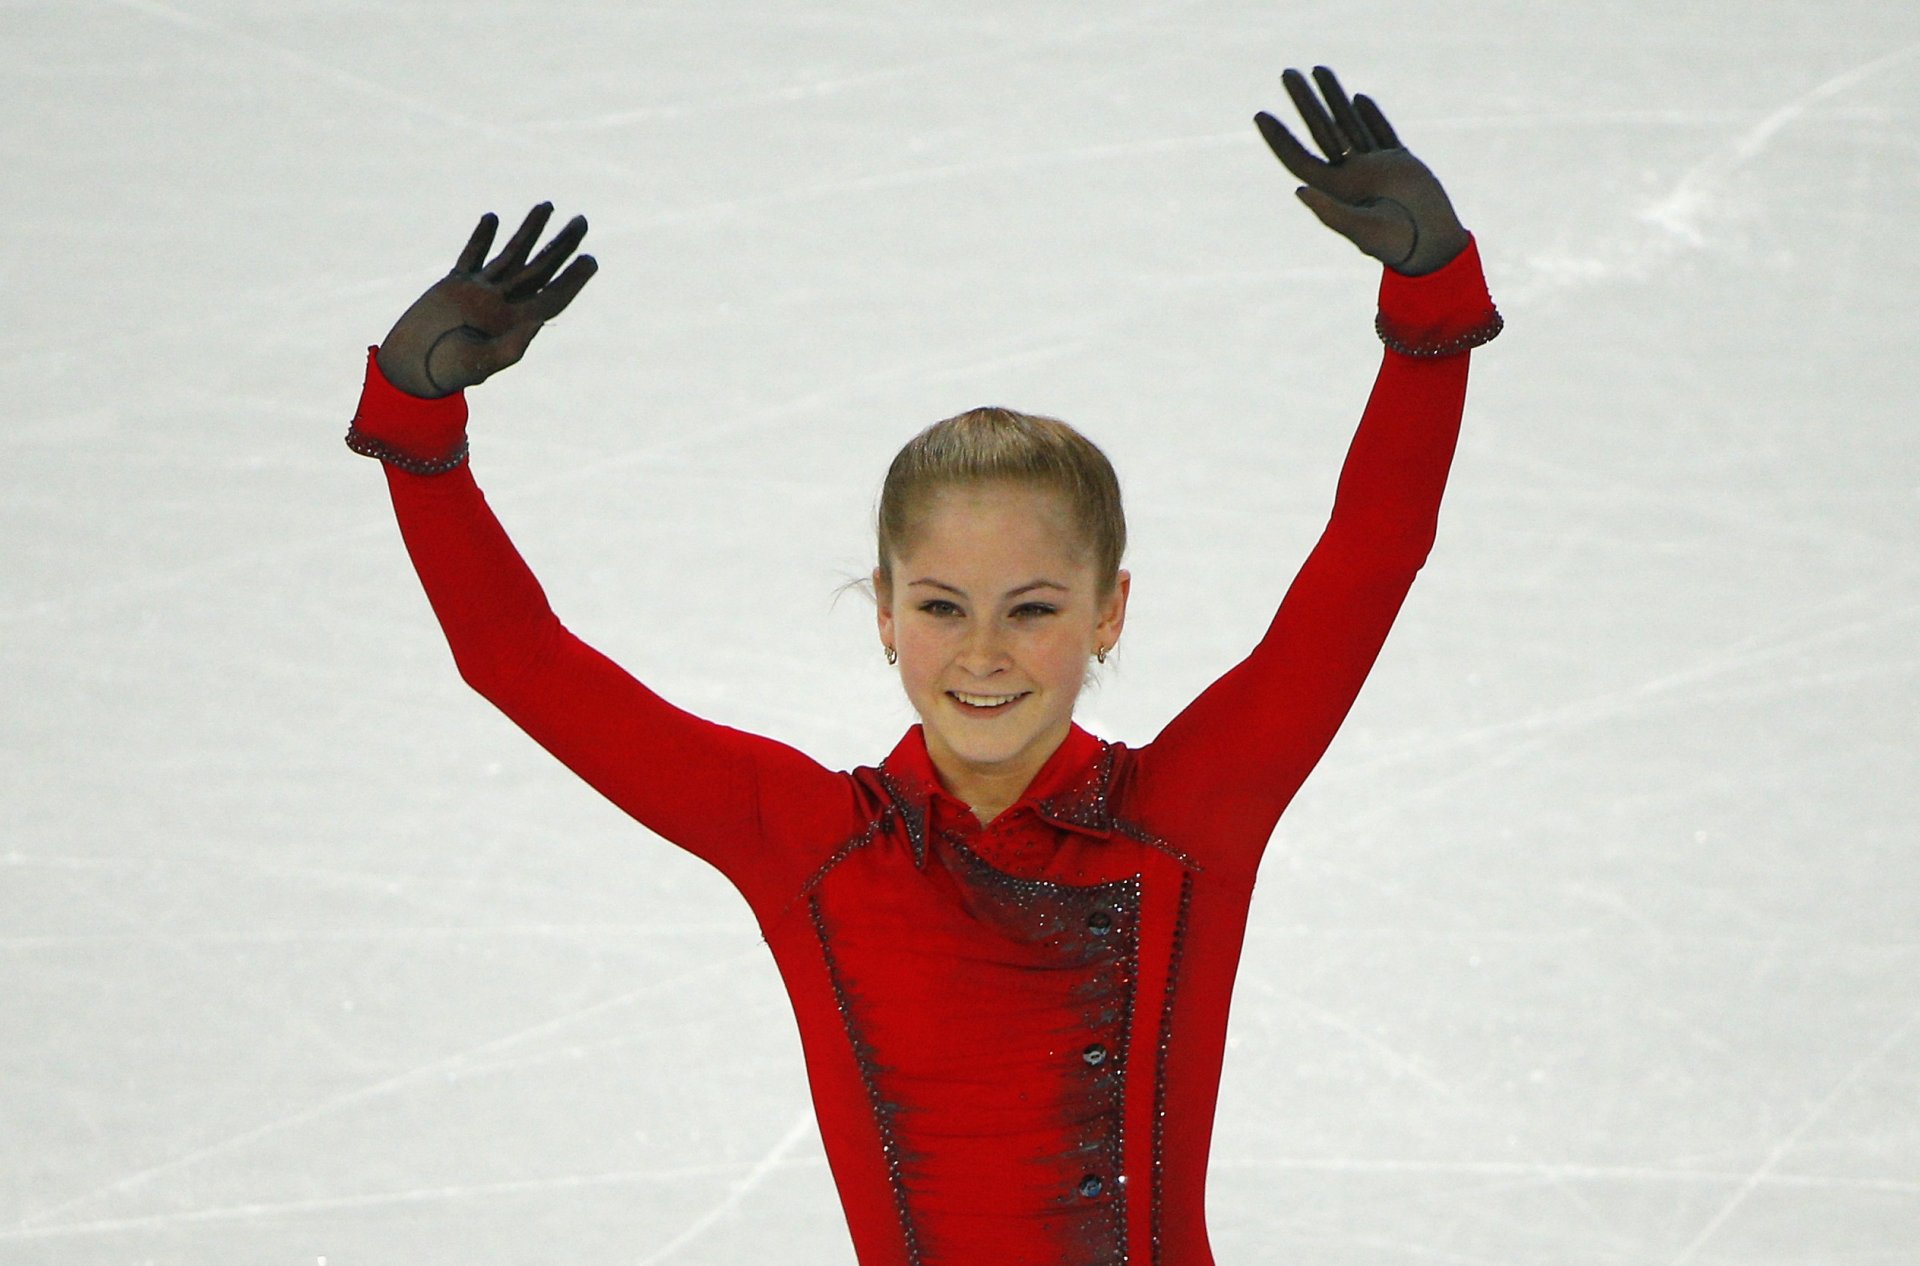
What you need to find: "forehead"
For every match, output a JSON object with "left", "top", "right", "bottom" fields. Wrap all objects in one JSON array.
[{"left": 896, "top": 482, "right": 1089, "bottom": 571}]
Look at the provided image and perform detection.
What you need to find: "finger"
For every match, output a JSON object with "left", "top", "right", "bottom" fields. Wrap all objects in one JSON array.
[
  {"left": 1281, "top": 67, "right": 1345, "bottom": 161},
  {"left": 526, "top": 254, "right": 598, "bottom": 322},
  {"left": 505, "top": 214, "right": 588, "bottom": 299},
  {"left": 454, "top": 213, "right": 498, "bottom": 273},
  {"left": 1353, "top": 93, "right": 1401, "bottom": 149},
  {"left": 1311, "top": 66, "right": 1374, "bottom": 153},
  {"left": 1254, "top": 111, "right": 1332, "bottom": 186},
  {"left": 482, "top": 202, "right": 554, "bottom": 281}
]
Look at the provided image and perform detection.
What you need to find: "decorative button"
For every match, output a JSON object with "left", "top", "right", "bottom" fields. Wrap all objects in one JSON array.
[
  {"left": 1087, "top": 910, "right": 1112, "bottom": 935},
  {"left": 1082, "top": 1043, "right": 1107, "bottom": 1067},
  {"left": 1078, "top": 1173, "right": 1104, "bottom": 1198}
]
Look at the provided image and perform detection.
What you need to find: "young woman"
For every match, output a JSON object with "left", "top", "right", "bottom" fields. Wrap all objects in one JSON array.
[{"left": 347, "top": 66, "right": 1500, "bottom": 1266}]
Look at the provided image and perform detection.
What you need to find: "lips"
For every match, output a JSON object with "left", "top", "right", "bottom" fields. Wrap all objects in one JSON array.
[{"left": 948, "top": 690, "right": 1029, "bottom": 713}]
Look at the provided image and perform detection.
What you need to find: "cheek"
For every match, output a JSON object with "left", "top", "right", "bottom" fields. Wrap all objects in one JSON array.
[
  {"left": 896, "top": 618, "right": 945, "bottom": 654},
  {"left": 894, "top": 624, "right": 949, "bottom": 681},
  {"left": 1029, "top": 625, "right": 1094, "bottom": 679}
]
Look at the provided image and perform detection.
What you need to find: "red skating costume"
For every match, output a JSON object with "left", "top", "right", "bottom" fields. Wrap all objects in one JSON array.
[{"left": 351, "top": 241, "right": 1499, "bottom": 1266}]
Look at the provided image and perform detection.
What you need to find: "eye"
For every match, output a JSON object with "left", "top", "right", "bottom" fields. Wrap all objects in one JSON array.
[
  {"left": 1011, "top": 603, "right": 1058, "bottom": 619},
  {"left": 917, "top": 599, "right": 962, "bottom": 617}
]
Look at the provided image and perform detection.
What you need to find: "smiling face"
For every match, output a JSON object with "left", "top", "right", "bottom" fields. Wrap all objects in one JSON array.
[{"left": 876, "top": 480, "right": 1128, "bottom": 821}]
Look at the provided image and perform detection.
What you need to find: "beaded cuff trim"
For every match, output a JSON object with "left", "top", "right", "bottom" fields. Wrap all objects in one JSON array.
[
  {"left": 344, "top": 425, "right": 470, "bottom": 476},
  {"left": 1375, "top": 308, "right": 1504, "bottom": 359}
]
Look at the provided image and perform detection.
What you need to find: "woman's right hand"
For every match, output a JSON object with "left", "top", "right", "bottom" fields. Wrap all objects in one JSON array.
[
  {"left": 1254, "top": 67, "right": 1469, "bottom": 277},
  {"left": 376, "top": 203, "right": 598, "bottom": 399}
]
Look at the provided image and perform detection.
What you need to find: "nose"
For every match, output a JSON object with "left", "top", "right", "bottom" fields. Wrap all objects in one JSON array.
[{"left": 955, "top": 617, "right": 1010, "bottom": 676}]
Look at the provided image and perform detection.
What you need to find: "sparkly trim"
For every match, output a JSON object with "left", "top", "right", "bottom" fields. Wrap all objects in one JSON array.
[
  {"left": 874, "top": 766, "right": 929, "bottom": 868},
  {"left": 1111, "top": 819, "right": 1202, "bottom": 873},
  {"left": 344, "top": 424, "right": 470, "bottom": 475},
  {"left": 778, "top": 766, "right": 928, "bottom": 923},
  {"left": 1036, "top": 745, "right": 1203, "bottom": 873},
  {"left": 1033, "top": 744, "right": 1120, "bottom": 835},
  {"left": 1374, "top": 307, "right": 1503, "bottom": 359},
  {"left": 870, "top": 740, "right": 1201, "bottom": 873},
  {"left": 935, "top": 840, "right": 1139, "bottom": 1263},
  {"left": 940, "top": 835, "right": 1137, "bottom": 949},
  {"left": 1109, "top": 877, "right": 1140, "bottom": 1265},
  {"left": 809, "top": 893, "right": 926, "bottom": 1266},
  {"left": 1150, "top": 872, "right": 1194, "bottom": 1266},
  {"left": 793, "top": 811, "right": 890, "bottom": 903}
]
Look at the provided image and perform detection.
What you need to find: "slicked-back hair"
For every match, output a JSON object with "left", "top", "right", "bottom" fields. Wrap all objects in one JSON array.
[{"left": 876, "top": 406, "right": 1126, "bottom": 599}]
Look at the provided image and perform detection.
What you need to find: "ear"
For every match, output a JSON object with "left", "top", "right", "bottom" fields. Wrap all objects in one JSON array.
[
  {"left": 873, "top": 566, "right": 895, "bottom": 645},
  {"left": 1096, "top": 569, "right": 1130, "bottom": 649}
]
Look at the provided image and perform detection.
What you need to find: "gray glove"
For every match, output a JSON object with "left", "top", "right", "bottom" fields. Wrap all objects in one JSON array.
[
  {"left": 1255, "top": 67, "right": 1470, "bottom": 276},
  {"left": 376, "top": 203, "right": 598, "bottom": 399}
]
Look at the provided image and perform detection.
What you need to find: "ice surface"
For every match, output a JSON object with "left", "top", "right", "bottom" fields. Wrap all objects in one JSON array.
[{"left": 4, "top": 2, "right": 1917, "bottom": 1263}]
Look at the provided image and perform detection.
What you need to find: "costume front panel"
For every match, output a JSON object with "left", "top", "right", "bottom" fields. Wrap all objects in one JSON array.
[{"left": 754, "top": 728, "right": 1253, "bottom": 1266}]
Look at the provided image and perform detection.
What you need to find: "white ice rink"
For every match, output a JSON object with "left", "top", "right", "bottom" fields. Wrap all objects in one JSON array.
[{"left": 5, "top": 2, "right": 1917, "bottom": 1263}]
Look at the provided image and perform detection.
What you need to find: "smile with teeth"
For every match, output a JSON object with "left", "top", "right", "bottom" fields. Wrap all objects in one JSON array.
[{"left": 948, "top": 690, "right": 1029, "bottom": 711}]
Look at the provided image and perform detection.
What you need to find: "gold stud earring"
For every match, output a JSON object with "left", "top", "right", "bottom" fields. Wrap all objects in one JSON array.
[{"left": 884, "top": 645, "right": 898, "bottom": 666}]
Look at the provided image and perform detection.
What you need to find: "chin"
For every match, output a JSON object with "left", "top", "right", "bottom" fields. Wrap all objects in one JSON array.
[
  {"left": 940, "top": 733, "right": 1033, "bottom": 769},
  {"left": 925, "top": 698, "right": 1060, "bottom": 764}
]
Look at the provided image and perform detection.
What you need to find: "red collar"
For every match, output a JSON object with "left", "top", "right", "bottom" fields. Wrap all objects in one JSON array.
[
  {"left": 866, "top": 725, "right": 1201, "bottom": 875},
  {"left": 877, "top": 723, "right": 1114, "bottom": 837}
]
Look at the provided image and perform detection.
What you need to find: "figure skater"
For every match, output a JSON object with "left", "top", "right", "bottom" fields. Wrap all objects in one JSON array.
[{"left": 346, "top": 66, "right": 1501, "bottom": 1266}]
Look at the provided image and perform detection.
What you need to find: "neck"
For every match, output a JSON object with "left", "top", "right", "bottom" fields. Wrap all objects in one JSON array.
[{"left": 924, "top": 721, "right": 1070, "bottom": 827}]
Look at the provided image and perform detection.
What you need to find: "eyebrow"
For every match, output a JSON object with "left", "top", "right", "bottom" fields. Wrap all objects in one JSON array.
[{"left": 906, "top": 578, "right": 1070, "bottom": 599}]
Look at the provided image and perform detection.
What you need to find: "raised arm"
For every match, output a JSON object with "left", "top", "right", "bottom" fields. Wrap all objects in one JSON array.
[
  {"left": 1134, "top": 69, "right": 1501, "bottom": 878},
  {"left": 348, "top": 207, "right": 856, "bottom": 910}
]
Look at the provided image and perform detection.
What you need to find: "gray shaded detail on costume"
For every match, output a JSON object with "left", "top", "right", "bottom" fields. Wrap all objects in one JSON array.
[
  {"left": 1102, "top": 876, "right": 1141, "bottom": 1266},
  {"left": 942, "top": 836, "right": 1139, "bottom": 957},
  {"left": 1064, "top": 873, "right": 1138, "bottom": 1266},
  {"left": 1150, "top": 871, "right": 1195, "bottom": 1266},
  {"left": 1033, "top": 743, "right": 1122, "bottom": 835},
  {"left": 875, "top": 765, "right": 930, "bottom": 867},
  {"left": 1034, "top": 743, "right": 1203, "bottom": 873},
  {"left": 939, "top": 839, "right": 1140, "bottom": 1264},
  {"left": 808, "top": 892, "right": 927, "bottom": 1266},
  {"left": 1109, "top": 817, "right": 1203, "bottom": 872},
  {"left": 778, "top": 761, "right": 936, "bottom": 921}
]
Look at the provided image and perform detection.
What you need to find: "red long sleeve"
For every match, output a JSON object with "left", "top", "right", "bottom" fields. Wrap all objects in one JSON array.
[
  {"left": 1133, "top": 236, "right": 1499, "bottom": 880},
  {"left": 351, "top": 352, "right": 860, "bottom": 914}
]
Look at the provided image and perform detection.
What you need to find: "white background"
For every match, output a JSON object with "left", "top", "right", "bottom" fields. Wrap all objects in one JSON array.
[{"left": 4, "top": 2, "right": 1916, "bottom": 1262}]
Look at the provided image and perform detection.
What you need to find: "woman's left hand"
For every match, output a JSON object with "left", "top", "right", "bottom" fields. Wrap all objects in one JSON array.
[{"left": 1255, "top": 66, "right": 1469, "bottom": 276}]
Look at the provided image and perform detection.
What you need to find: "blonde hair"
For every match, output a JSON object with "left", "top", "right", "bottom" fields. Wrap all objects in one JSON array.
[{"left": 876, "top": 406, "right": 1126, "bottom": 598}]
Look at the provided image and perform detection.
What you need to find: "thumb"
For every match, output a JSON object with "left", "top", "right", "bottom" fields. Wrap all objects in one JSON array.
[
  {"left": 1294, "top": 187, "right": 1416, "bottom": 268},
  {"left": 420, "top": 324, "right": 532, "bottom": 395}
]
